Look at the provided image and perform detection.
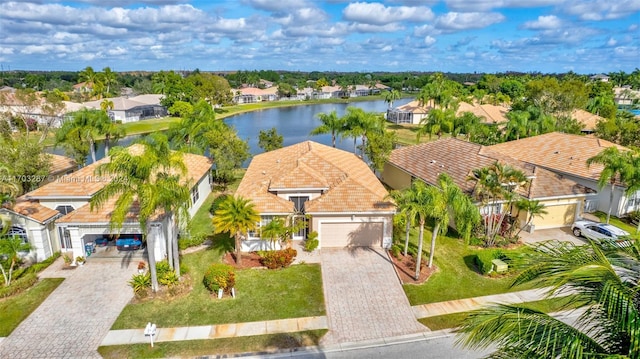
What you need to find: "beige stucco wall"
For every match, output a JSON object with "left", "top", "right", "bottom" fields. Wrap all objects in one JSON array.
[{"left": 381, "top": 163, "right": 412, "bottom": 190}]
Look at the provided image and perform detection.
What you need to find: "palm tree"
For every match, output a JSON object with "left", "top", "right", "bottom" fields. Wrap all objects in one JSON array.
[
  {"left": 387, "top": 188, "right": 415, "bottom": 257},
  {"left": 587, "top": 146, "right": 633, "bottom": 224},
  {"left": 309, "top": 110, "right": 344, "bottom": 148},
  {"left": 56, "top": 109, "right": 115, "bottom": 165},
  {"left": 468, "top": 162, "right": 529, "bottom": 246},
  {"left": 384, "top": 89, "right": 401, "bottom": 108},
  {"left": 212, "top": 195, "right": 260, "bottom": 266},
  {"left": 101, "top": 67, "right": 118, "bottom": 97},
  {"left": 261, "top": 217, "right": 286, "bottom": 250},
  {"left": 90, "top": 133, "right": 188, "bottom": 291},
  {"left": 513, "top": 199, "right": 547, "bottom": 237},
  {"left": 457, "top": 239, "right": 640, "bottom": 358}
]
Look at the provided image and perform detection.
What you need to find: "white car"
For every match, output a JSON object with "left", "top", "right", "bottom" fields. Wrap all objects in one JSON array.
[{"left": 571, "top": 220, "right": 630, "bottom": 244}]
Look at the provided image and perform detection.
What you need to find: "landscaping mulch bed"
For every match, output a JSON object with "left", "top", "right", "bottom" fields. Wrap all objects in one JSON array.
[
  {"left": 223, "top": 252, "right": 265, "bottom": 269},
  {"left": 388, "top": 252, "right": 437, "bottom": 285}
]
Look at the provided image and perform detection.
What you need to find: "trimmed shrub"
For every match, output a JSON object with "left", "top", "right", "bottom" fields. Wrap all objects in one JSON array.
[
  {"left": 203, "top": 263, "right": 235, "bottom": 293},
  {"left": 154, "top": 260, "right": 179, "bottom": 286},
  {"left": 258, "top": 248, "right": 297, "bottom": 269},
  {"left": 475, "top": 251, "right": 497, "bottom": 275}
]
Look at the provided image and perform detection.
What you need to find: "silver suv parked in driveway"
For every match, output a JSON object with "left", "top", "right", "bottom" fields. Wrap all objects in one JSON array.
[{"left": 571, "top": 220, "right": 630, "bottom": 245}]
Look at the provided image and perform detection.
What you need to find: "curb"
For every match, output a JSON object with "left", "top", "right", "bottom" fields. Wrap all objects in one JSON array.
[{"left": 197, "top": 330, "right": 456, "bottom": 358}]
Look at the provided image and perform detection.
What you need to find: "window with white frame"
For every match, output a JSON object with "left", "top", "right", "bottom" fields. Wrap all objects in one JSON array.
[
  {"left": 55, "top": 205, "right": 75, "bottom": 215},
  {"left": 247, "top": 215, "right": 273, "bottom": 239},
  {"left": 191, "top": 186, "right": 200, "bottom": 204}
]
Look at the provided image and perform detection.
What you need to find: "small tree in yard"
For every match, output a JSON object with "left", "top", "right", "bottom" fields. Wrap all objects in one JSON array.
[
  {"left": 212, "top": 196, "right": 260, "bottom": 266},
  {"left": 203, "top": 263, "right": 235, "bottom": 294},
  {"left": 0, "top": 215, "right": 31, "bottom": 287}
]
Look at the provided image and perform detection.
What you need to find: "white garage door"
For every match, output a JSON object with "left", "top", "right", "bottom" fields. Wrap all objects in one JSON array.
[{"left": 320, "top": 222, "right": 383, "bottom": 248}]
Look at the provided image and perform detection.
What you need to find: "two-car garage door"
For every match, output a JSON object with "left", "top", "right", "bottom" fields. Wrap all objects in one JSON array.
[{"left": 320, "top": 222, "right": 383, "bottom": 248}]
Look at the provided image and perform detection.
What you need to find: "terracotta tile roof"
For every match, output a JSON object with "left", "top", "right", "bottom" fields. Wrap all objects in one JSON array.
[
  {"left": 387, "top": 138, "right": 590, "bottom": 199},
  {"left": 55, "top": 197, "right": 143, "bottom": 224},
  {"left": 571, "top": 109, "right": 604, "bottom": 132},
  {"left": 48, "top": 153, "right": 77, "bottom": 176},
  {"left": 393, "top": 100, "right": 431, "bottom": 114},
  {"left": 457, "top": 102, "right": 509, "bottom": 124},
  {"left": 236, "top": 141, "right": 394, "bottom": 214},
  {"left": 6, "top": 198, "right": 59, "bottom": 223},
  {"left": 28, "top": 145, "right": 211, "bottom": 199},
  {"left": 487, "top": 132, "right": 626, "bottom": 182}
]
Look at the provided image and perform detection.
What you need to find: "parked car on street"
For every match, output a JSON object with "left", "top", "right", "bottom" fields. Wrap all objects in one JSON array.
[{"left": 571, "top": 220, "right": 630, "bottom": 245}]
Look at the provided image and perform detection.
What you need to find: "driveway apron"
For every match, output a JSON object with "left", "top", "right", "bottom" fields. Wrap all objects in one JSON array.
[
  {"left": 0, "top": 258, "right": 137, "bottom": 359},
  {"left": 320, "top": 248, "right": 427, "bottom": 345}
]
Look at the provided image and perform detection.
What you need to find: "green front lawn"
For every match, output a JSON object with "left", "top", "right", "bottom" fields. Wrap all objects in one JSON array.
[
  {"left": 111, "top": 245, "right": 325, "bottom": 329},
  {"left": 401, "top": 228, "right": 531, "bottom": 306},
  {"left": 0, "top": 278, "right": 64, "bottom": 336},
  {"left": 98, "top": 330, "right": 327, "bottom": 359}
]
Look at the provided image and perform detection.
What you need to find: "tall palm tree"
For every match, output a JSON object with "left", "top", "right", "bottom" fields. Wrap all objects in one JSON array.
[
  {"left": 212, "top": 196, "right": 260, "bottom": 266},
  {"left": 384, "top": 89, "right": 401, "bottom": 108},
  {"left": 101, "top": 67, "right": 118, "bottom": 97},
  {"left": 56, "top": 109, "right": 115, "bottom": 164},
  {"left": 309, "top": 110, "right": 344, "bottom": 148},
  {"left": 468, "top": 162, "right": 529, "bottom": 246},
  {"left": 90, "top": 133, "right": 188, "bottom": 291},
  {"left": 387, "top": 188, "right": 415, "bottom": 257},
  {"left": 587, "top": 146, "right": 633, "bottom": 224},
  {"left": 457, "top": 239, "right": 640, "bottom": 358}
]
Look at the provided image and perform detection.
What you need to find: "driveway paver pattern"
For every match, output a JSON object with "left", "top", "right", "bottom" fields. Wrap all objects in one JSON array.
[
  {"left": 319, "top": 247, "right": 427, "bottom": 345},
  {"left": 0, "top": 258, "right": 136, "bottom": 359}
]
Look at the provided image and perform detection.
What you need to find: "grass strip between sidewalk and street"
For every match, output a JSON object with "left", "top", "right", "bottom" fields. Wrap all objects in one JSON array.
[
  {"left": 98, "top": 329, "right": 328, "bottom": 359},
  {"left": 418, "top": 295, "right": 581, "bottom": 330},
  {"left": 0, "top": 278, "right": 64, "bottom": 336}
]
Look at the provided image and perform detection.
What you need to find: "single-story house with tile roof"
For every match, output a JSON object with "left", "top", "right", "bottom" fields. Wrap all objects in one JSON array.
[
  {"left": 0, "top": 145, "right": 212, "bottom": 262},
  {"left": 386, "top": 100, "right": 510, "bottom": 125},
  {"left": 382, "top": 138, "right": 591, "bottom": 231},
  {"left": 81, "top": 95, "right": 167, "bottom": 123},
  {"left": 236, "top": 141, "right": 395, "bottom": 250},
  {"left": 487, "top": 132, "right": 639, "bottom": 217}
]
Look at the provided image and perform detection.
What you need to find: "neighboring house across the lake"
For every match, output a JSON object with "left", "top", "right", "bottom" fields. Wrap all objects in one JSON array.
[
  {"left": 383, "top": 138, "right": 591, "bottom": 231},
  {"left": 386, "top": 100, "right": 509, "bottom": 125},
  {"left": 0, "top": 145, "right": 212, "bottom": 263},
  {"left": 487, "top": 132, "right": 640, "bottom": 217},
  {"left": 236, "top": 141, "right": 395, "bottom": 250},
  {"left": 233, "top": 87, "right": 279, "bottom": 104},
  {"left": 82, "top": 94, "right": 166, "bottom": 123}
]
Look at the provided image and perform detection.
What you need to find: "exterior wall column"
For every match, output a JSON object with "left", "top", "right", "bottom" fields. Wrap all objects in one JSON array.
[{"left": 68, "top": 227, "right": 83, "bottom": 259}]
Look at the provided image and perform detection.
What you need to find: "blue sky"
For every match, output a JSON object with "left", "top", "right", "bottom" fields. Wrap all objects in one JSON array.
[{"left": 0, "top": 0, "right": 638, "bottom": 73}]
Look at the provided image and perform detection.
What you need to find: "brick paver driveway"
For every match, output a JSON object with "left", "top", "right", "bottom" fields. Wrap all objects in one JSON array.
[
  {"left": 0, "top": 258, "right": 137, "bottom": 358},
  {"left": 320, "top": 247, "right": 427, "bottom": 345}
]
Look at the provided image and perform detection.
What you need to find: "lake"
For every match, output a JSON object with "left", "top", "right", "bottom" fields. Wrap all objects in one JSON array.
[{"left": 49, "top": 98, "right": 413, "bottom": 165}]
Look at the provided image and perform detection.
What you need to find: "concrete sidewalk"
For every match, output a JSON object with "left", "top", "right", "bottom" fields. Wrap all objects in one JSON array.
[
  {"left": 101, "top": 316, "right": 328, "bottom": 346},
  {"left": 412, "top": 288, "right": 564, "bottom": 318}
]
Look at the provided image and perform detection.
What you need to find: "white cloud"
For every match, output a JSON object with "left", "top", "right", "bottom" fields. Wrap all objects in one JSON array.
[
  {"left": 435, "top": 12, "right": 505, "bottom": 32},
  {"left": 444, "top": 0, "right": 562, "bottom": 12},
  {"left": 522, "top": 15, "right": 562, "bottom": 30},
  {"left": 424, "top": 36, "right": 437, "bottom": 46},
  {"left": 561, "top": 0, "right": 640, "bottom": 21},
  {"left": 607, "top": 37, "right": 617, "bottom": 46},
  {"left": 342, "top": 2, "right": 434, "bottom": 25}
]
